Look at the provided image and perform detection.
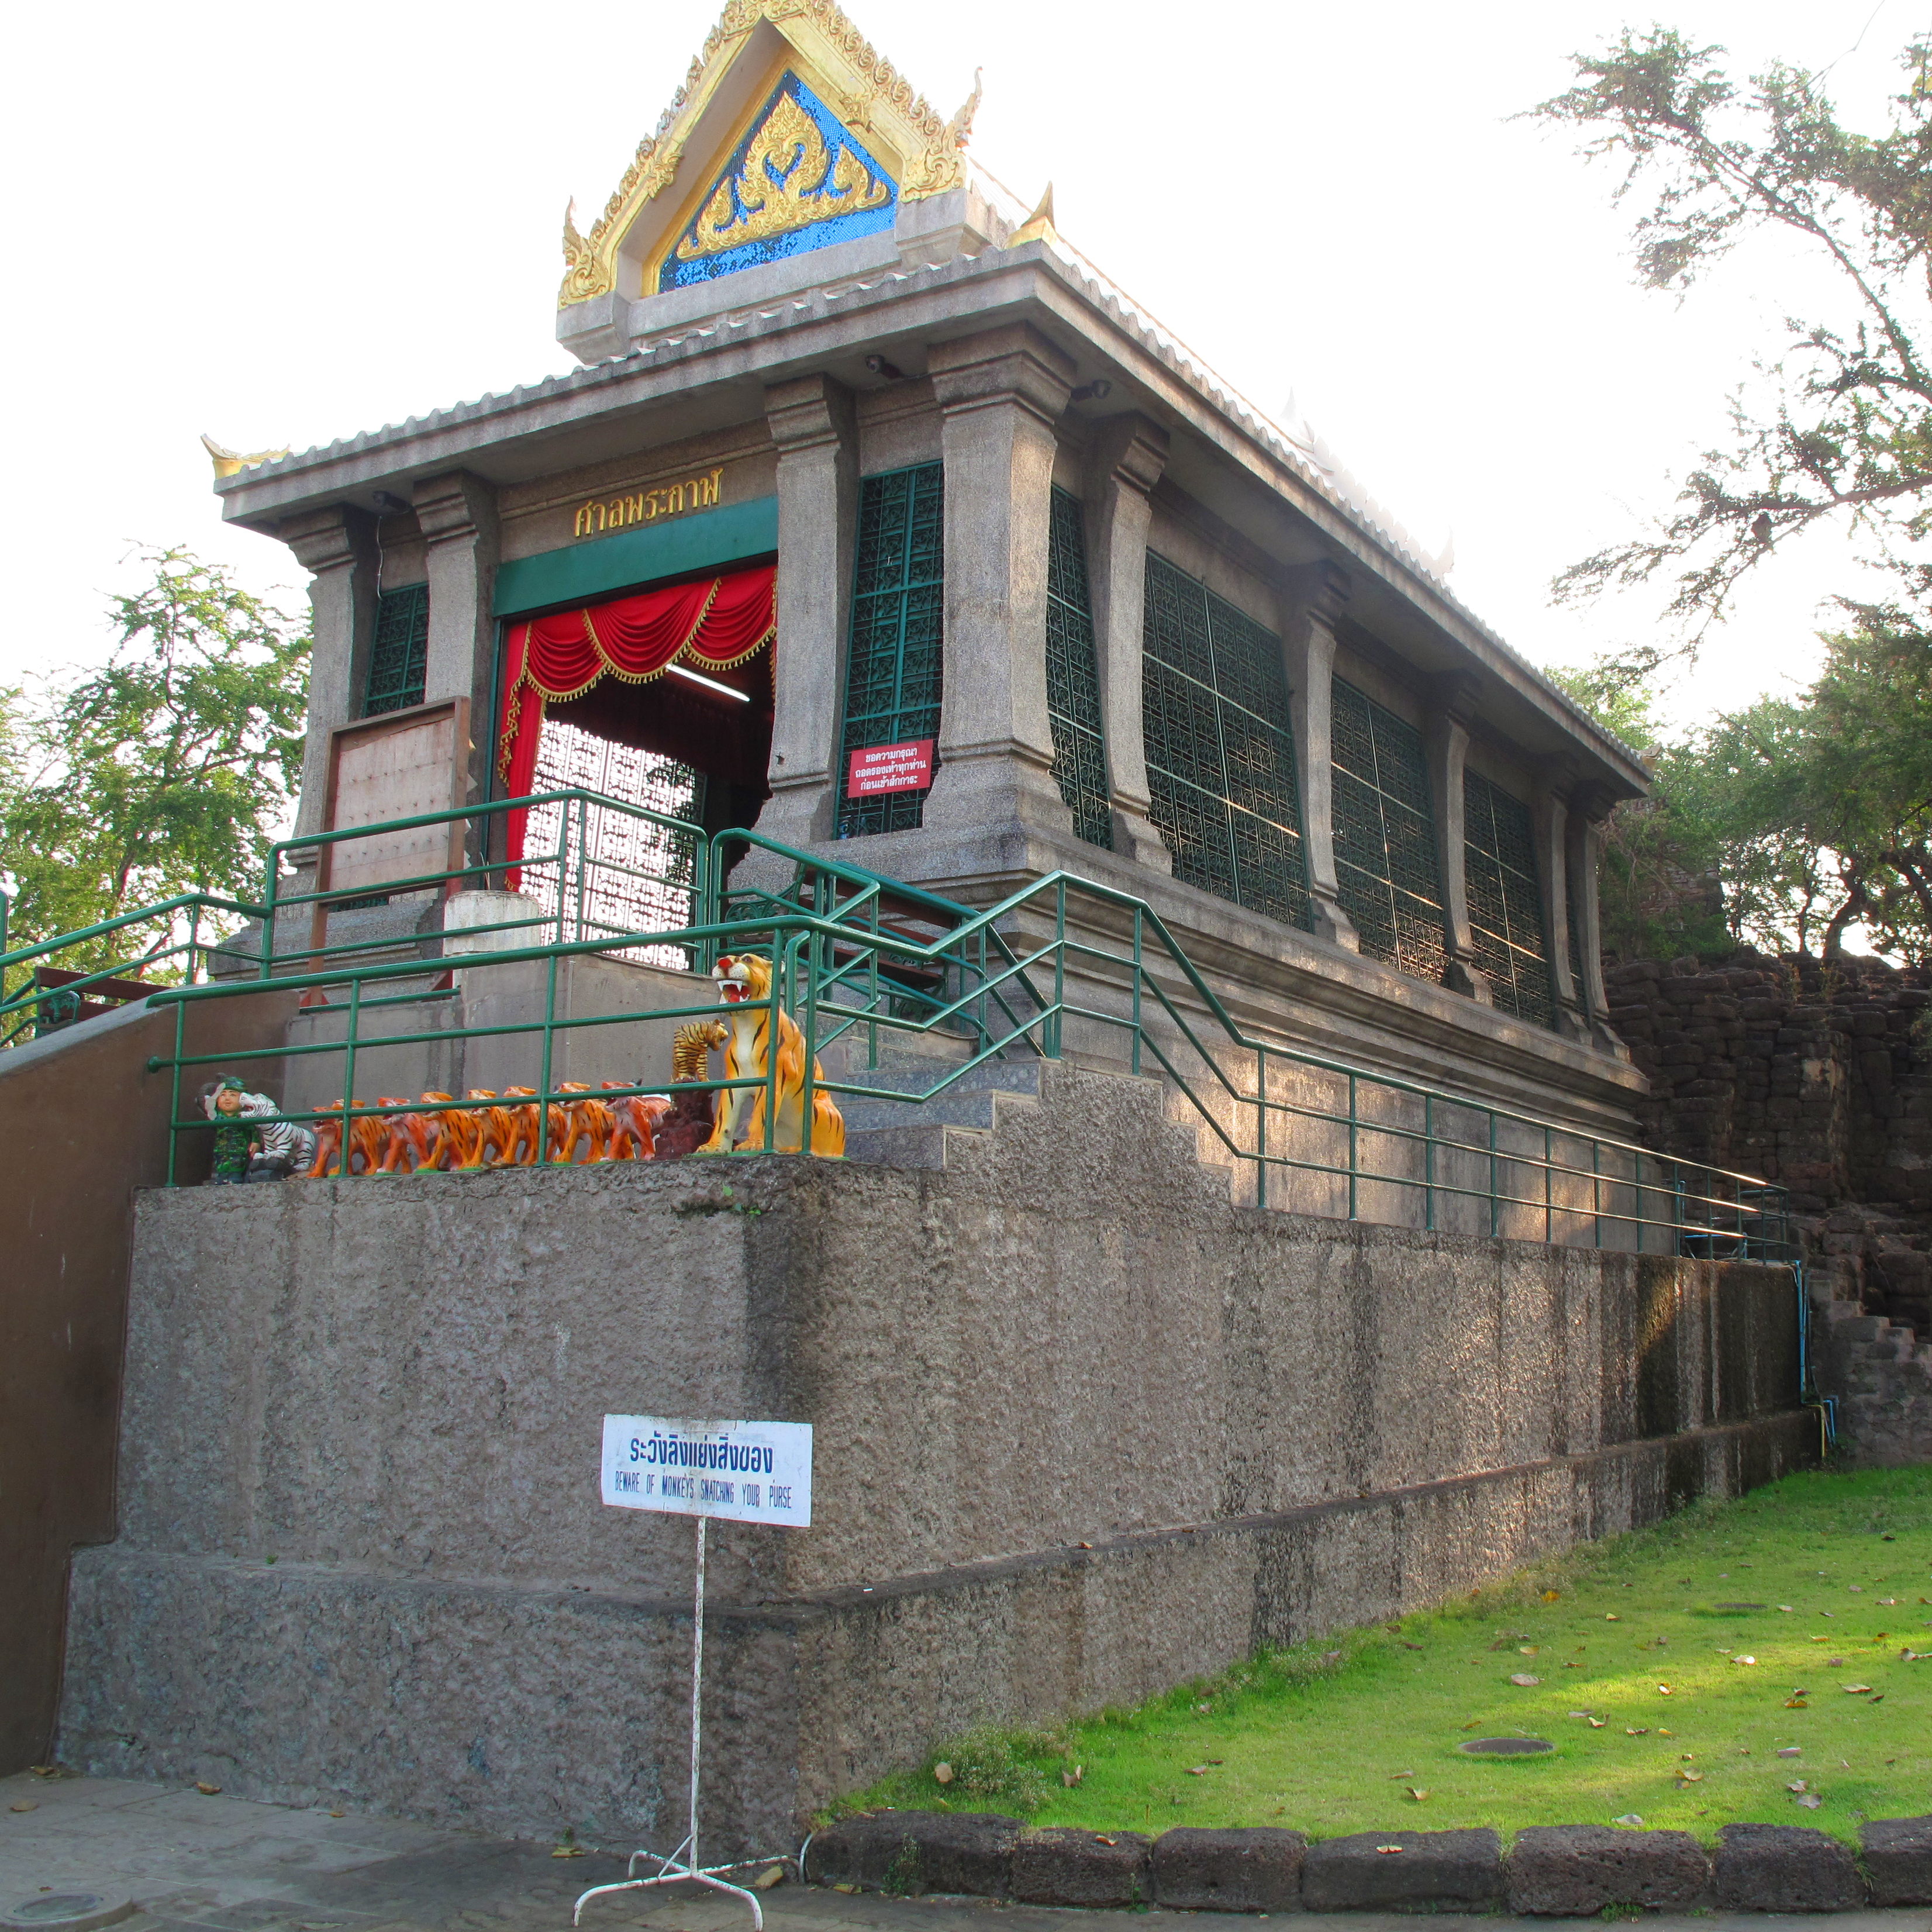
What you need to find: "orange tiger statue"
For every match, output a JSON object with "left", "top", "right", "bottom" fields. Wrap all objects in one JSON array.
[
  {"left": 697, "top": 954, "right": 844, "bottom": 1157},
  {"left": 556, "top": 1082, "right": 617, "bottom": 1164},
  {"left": 305, "top": 1101, "right": 344, "bottom": 1178},
  {"left": 306, "top": 1098, "right": 387, "bottom": 1176},
  {"left": 500, "top": 1085, "right": 571, "bottom": 1165},
  {"left": 460, "top": 1089, "right": 516, "bottom": 1168},
  {"left": 377, "top": 1095, "right": 440, "bottom": 1173},
  {"left": 603, "top": 1083, "right": 672, "bottom": 1160},
  {"left": 437, "top": 1092, "right": 486, "bottom": 1171}
]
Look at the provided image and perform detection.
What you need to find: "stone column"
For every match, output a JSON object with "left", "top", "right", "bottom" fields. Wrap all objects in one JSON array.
[
  {"left": 921, "top": 324, "right": 1077, "bottom": 838},
  {"left": 1083, "top": 413, "right": 1172, "bottom": 872},
  {"left": 1424, "top": 675, "right": 1492, "bottom": 1002},
  {"left": 280, "top": 505, "right": 378, "bottom": 839},
  {"left": 1568, "top": 784, "right": 1627, "bottom": 1055},
  {"left": 757, "top": 374, "right": 858, "bottom": 849},
  {"left": 413, "top": 471, "right": 500, "bottom": 804},
  {"left": 1277, "top": 561, "right": 1358, "bottom": 951},
  {"left": 1534, "top": 765, "right": 1589, "bottom": 1040}
]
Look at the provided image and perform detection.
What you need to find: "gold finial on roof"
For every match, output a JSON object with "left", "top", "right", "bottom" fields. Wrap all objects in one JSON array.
[
  {"left": 201, "top": 433, "right": 289, "bottom": 479},
  {"left": 1009, "top": 182, "right": 1056, "bottom": 247}
]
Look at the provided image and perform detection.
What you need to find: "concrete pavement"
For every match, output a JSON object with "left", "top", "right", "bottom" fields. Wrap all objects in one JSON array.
[{"left": 4, "top": 1773, "right": 1928, "bottom": 1932}]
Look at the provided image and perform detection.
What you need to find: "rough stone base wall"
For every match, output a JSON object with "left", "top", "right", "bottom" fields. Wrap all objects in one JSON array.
[
  {"left": 58, "top": 1061, "right": 1815, "bottom": 1856},
  {"left": 63, "top": 1413, "right": 1812, "bottom": 1858}
]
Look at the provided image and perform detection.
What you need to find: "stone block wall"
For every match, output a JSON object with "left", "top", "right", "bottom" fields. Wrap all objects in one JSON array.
[
  {"left": 1600, "top": 948, "right": 1932, "bottom": 1461},
  {"left": 58, "top": 1058, "right": 1813, "bottom": 1852},
  {"left": 1602, "top": 950, "right": 1932, "bottom": 1210}
]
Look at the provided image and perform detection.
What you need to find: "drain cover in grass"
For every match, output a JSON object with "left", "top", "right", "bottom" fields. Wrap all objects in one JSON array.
[
  {"left": 1457, "top": 1737, "right": 1554, "bottom": 1755},
  {"left": 2, "top": 1899, "right": 136, "bottom": 1932}
]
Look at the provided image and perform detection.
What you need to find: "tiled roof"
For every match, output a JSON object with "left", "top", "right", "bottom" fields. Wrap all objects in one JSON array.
[{"left": 225, "top": 233, "right": 1644, "bottom": 778}]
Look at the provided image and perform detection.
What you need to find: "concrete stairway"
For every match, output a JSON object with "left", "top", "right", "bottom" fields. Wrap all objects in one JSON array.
[
  {"left": 833, "top": 1053, "right": 1050, "bottom": 1170},
  {"left": 827, "top": 1044, "right": 1238, "bottom": 1189}
]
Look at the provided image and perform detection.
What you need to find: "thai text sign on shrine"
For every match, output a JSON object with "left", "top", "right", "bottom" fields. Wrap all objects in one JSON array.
[
  {"left": 847, "top": 739, "right": 934, "bottom": 798},
  {"left": 601, "top": 1414, "right": 813, "bottom": 1526}
]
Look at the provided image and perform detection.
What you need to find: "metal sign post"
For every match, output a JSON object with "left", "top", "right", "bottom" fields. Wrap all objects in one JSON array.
[{"left": 574, "top": 1416, "right": 814, "bottom": 1932}]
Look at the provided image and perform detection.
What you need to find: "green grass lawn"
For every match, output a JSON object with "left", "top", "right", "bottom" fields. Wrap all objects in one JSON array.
[{"left": 841, "top": 1467, "right": 1932, "bottom": 1845}]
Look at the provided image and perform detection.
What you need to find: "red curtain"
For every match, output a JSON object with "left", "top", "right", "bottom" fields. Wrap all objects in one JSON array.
[{"left": 496, "top": 565, "right": 775, "bottom": 876}]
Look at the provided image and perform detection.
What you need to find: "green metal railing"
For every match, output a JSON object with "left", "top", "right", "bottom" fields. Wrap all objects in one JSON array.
[
  {"left": 3, "top": 799, "right": 1799, "bottom": 1262},
  {"left": 0, "top": 787, "right": 713, "bottom": 1046},
  {"left": 0, "top": 892, "right": 264, "bottom": 1048}
]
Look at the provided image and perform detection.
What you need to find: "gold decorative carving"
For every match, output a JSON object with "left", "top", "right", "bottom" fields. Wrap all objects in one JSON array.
[
  {"left": 901, "top": 67, "right": 981, "bottom": 199},
  {"left": 1008, "top": 181, "right": 1057, "bottom": 247},
  {"left": 676, "top": 88, "right": 888, "bottom": 263},
  {"left": 560, "top": 199, "right": 603, "bottom": 305},
  {"left": 201, "top": 432, "right": 289, "bottom": 479},
  {"left": 558, "top": 0, "right": 982, "bottom": 308}
]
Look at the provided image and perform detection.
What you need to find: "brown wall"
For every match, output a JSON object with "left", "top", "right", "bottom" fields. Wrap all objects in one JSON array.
[{"left": 0, "top": 989, "right": 298, "bottom": 1771}]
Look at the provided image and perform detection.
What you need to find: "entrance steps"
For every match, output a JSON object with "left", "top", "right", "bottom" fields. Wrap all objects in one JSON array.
[
  {"left": 830, "top": 1045, "right": 1229, "bottom": 1188},
  {"left": 837, "top": 1057, "right": 1049, "bottom": 1169}
]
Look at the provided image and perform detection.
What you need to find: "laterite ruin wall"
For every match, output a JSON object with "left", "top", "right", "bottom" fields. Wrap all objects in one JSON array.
[
  {"left": 1604, "top": 950, "right": 1932, "bottom": 1216},
  {"left": 58, "top": 1060, "right": 1812, "bottom": 1855},
  {"left": 1604, "top": 951, "right": 1932, "bottom": 1462}
]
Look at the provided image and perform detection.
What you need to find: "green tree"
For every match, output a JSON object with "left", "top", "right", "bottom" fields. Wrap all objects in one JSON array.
[
  {"left": 1548, "top": 657, "right": 1729, "bottom": 961},
  {"left": 1, "top": 547, "right": 309, "bottom": 991},
  {"left": 1530, "top": 27, "right": 1932, "bottom": 641},
  {"left": 1797, "top": 605, "right": 1932, "bottom": 955},
  {"left": 1554, "top": 623, "right": 1932, "bottom": 965}
]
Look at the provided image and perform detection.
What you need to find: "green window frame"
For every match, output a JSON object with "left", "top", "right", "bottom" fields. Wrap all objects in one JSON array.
[
  {"left": 1141, "top": 553, "right": 1310, "bottom": 928},
  {"left": 837, "top": 463, "right": 944, "bottom": 837},
  {"left": 1044, "top": 487, "right": 1113, "bottom": 849},
  {"left": 1464, "top": 770, "right": 1556, "bottom": 1027},
  {"left": 364, "top": 584, "right": 429, "bottom": 716},
  {"left": 1330, "top": 678, "right": 1448, "bottom": 981}
]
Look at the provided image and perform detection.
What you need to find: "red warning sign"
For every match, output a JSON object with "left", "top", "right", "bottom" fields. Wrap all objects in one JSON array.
[{"left": 846, "top": 739, "right": 935, "bottom": 798}]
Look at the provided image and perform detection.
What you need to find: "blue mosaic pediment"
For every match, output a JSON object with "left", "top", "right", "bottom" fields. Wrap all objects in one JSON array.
[{"left": 659, "top": 71, "right": 898, "bottom": 292}]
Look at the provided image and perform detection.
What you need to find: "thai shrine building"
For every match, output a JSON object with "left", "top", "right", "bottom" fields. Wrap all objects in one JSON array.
[{"left": 212, "top": 0, "right": 1649, "bottom": 1134}]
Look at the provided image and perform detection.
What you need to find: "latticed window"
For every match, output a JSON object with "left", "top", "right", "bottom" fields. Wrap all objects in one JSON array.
[
  {"left": 1044, "top": 487, "right": 1112, "bottom": 848},
  {"left": 837, "top": 463, "right": 944, "bottom": 837},
  {"left": 1141, "top": 553, "right": 1310, "bottom": 928},
  {"left": 1464, "top": 771, "right": 1555, "bottom": 1027},
  {"left": 1330, "top": 679, "right": 1448, "bottom": 981},
  {"left": 523, "top": 717, "right": 706, "bottom": 971},
  {"left": 364, "top": 584, "right": 429, "bottom": 716}
]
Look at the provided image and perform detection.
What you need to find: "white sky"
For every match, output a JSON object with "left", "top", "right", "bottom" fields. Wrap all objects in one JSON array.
[{"left": 0, "top": 0, "right": 1907, "bottom": 734}]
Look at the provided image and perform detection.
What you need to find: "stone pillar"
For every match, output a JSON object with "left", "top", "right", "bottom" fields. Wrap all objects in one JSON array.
[
  {"left": 413, "top": 471, "right": 500, "bottom": 803},
  {"left": 757, "top": 374, "right": 858, "bottom": 848},
  {"left": 1568, "top": 784, "right": 1627, "bottom": 1055},
  {"left": 280, "top": 505, "right": 378, "bottom": 840},
  {"left": 1084, "top": 413, "right": 1172, "bottom": 873},
  {"left": 1424, "top": 675, "right": 1492, "bottom": 1003},
  {"left": 921, "top": 324, "right": 1077, "bottom": 838},
  {"left": 1534, "top": 765, "right": 1589, "bottom": 1040},
  {"left": 1277, "top": 562, "right": 1358, "bottom": 951}
]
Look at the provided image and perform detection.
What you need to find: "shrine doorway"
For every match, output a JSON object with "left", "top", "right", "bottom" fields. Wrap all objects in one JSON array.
[{"left": 495, "top": 565, "right": 775, "bottom": 960}]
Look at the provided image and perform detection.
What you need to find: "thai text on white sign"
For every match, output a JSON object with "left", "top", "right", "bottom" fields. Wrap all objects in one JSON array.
[{"left": 600, "top": 1414, "right": 812, "bottom": 1526}]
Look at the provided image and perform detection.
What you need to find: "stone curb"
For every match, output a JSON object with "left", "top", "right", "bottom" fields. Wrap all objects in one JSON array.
[{"left": 808, "top": 1811, "right": 1932, "bottom": 1913}]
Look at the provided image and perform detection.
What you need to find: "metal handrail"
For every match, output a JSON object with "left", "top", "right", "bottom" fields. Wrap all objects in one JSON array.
[
  {"left": 0, "top": 788, "right": 713, "bottom": 1042},
  {"left": 261, "top": 786, "right": 714, "bottom": 971},
  {"left": 10, "top": 797, "right": 1796, "bottom": 1260}
]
